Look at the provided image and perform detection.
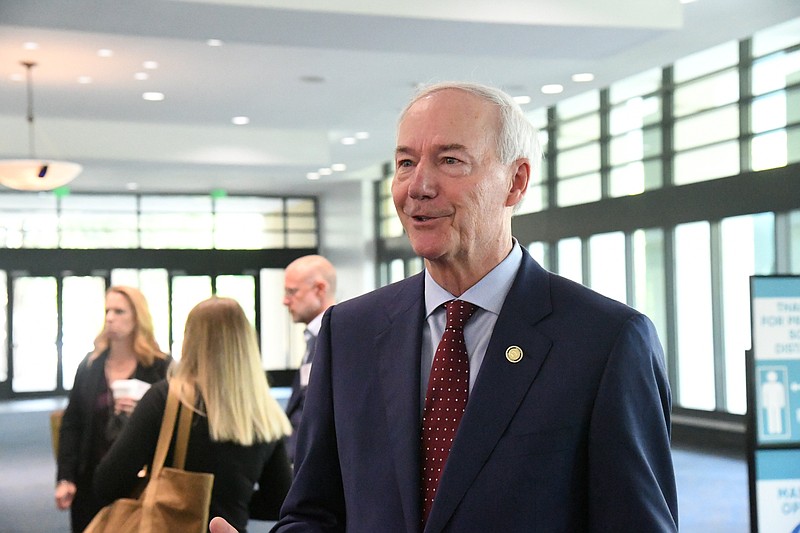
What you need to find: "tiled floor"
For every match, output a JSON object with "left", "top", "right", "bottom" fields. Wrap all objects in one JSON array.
[{"left": 0, "top": 398, "right": 749, "bottom": 533}]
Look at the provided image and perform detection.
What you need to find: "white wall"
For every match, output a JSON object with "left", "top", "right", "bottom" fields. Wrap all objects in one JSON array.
[{"left": 316, "top": 178, "right": 378, "bottom": 304}]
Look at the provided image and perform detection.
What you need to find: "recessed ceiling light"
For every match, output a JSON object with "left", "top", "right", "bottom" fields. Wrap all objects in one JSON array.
[
  {"left": 23, "top": 42, "right": 39, "bottom": 50},
  {"left": 572, "top": 73, "right": 595, "bottom": 83},
  {"left": 207, "top": 39, "right": 224, "bottom": 47},
  {"left": 143, "top": 61, "right": 159, "bottom": 70},
  {"left": 142, "top": 92, "right": 165, "bottom": 101},
  {"left": 307, "top": 172, "right": 320, "bottom": 180},
  {"left": 513, "top": 95, "right": 532, "bottom": 105},
  {"left": 318, "top": 168, "right": 333, "bottom": 176},
  {"left": 341, "top": 137, "right": 357, "bottom": 145},
  {"left": 9, "top": 73, "right": 24, "bottom": 82},
  {"left": 231, "top": 116, "right": 250, "bottom": 125},
  {"left": 331, "top": 163, "right": 347, "bottom": 172},
  {"left": 126, "top": 182, "right": 139, "bottom": 191},
  {"left": 97, "top": 49, "right": 114, "bottom": 58},
  {"left": 77, "top": 76, "right": 92, "bottom": 84},
  {"left": 134, "top": 72, "right": 149, "bottom": 81},
  {"left": 541, "top": 84, "right": 564, "bottom": 94},
  {"left": 355, "top": 132, "right": 370, "bottom": 140}
]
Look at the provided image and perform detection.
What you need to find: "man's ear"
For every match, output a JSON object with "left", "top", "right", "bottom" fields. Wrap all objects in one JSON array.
[{"left": 505, "top": 158, "right": 530, "bottom": 208}]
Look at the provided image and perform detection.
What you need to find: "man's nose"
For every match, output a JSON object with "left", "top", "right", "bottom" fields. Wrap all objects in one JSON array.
[{"left": 407, "top": 159, "right": 437, "bottom": 199}]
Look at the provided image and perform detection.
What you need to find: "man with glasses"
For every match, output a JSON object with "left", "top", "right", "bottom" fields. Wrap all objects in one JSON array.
[{"left": 282, "top": 254, "right": 337, "bottom": 462}]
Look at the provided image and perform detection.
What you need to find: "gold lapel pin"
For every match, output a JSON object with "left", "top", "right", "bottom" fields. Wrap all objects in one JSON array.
[{"left": 505, "top": 345, "right": 523, "bottom": 363}]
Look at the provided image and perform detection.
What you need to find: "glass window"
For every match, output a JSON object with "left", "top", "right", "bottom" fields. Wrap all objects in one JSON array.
[
  {"left": 632, "top": 228, "right": 667, "bottom": 354},
  {"left": 609, "top": 95, "right": 662, "bottom": 135},
  {"left": 791, "top": 210, "right": 800, "bottom": 274},
  {"left": 556, "top": 237, "right": 582, "bottom": 284},
  {"left": 61, "top": 276, "right": 106, "bottom": 390},
  {"left": 609, "top": 68, "right": 662, "bottom": 104},
  {"left": 555, "top": 90, "right": 599, "bottom": 120},
  {"left": 557, "top": 174, "right": 601, "bottom": 207},
  {"left": 389, "top": 259, "right": 406, "bottom": 284},
  {"left": 674, "top": 141, "right": 740, "bottom": 185},
  {"left": 12, "top": 276, "right": 58, "bottom": 392},
  {"left": 515, "top": 184, "right": 548, "bottom": 215},
  {"left": 752, "top": 91, "right": 789, "bottom": 133},
  {"left": 752, "top": 17, "right": 800, "bottom": 58},
  {"left": 673, "top": 40, "right": 738, "bottom": 83},
  {"left": 216, "top": 275, "right": 256, "bottom": 326},
  {"left": 674, "top": 106, "right": 739, "bottom": 151},
  {"left": 557, "top": 144, "right": 601, "bottom": 177},
  {"left": 556, "top": 114, "right": 600, "bottom": 150},
  {"left": 752, "top": 49, "right": 800, "bottom": 96},
  {"left": 526, "top": 108, "right": 548, "bottom": 130},
  {"left": 0, "top": 272, "right": 6, "bottom": 382},
  {"left": 674, "top": 222, "right": 715, "bottom": 410},
  {"left": 752, "top": 130, "right": 789, "bottom": 171},
  {"left": 527, "top": 242, "right": 548, "bottom": 269},
  {"left": 609, "top": 159, "right": 663, "bottom": 197},
  {"left": 588, "top": 232, "right": 627, "bottom": 304},
  {"left": 60, "top": 195, "right": 139, "bottom": 248},
  {"left": 674, "top": 69, "right": 739, "bottom": 117},
  {"left": 610, "top": 128, "right": 662, "bottom": 165},
  {"left": 720, "top": 213, "right": 775, "bottom": 414}
]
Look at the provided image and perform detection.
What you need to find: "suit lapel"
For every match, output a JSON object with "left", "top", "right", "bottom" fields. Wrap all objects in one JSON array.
[
  {"left": 425, "top": 254, "right": 554, "bottom": 532},
  {"left": 375, "top": 274, "right": 426, "bottom": 532}
]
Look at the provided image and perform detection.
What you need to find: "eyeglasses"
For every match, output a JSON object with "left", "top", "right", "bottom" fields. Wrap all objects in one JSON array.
[{"left": 284, "top": 287, "right": 300, "bottom": 298}]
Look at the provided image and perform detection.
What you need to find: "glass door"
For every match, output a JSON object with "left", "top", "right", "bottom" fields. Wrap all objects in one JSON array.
[
  {"left": 61, "top": 276, "right": 106, "bottom": 390},
  {"left": 11, "top": 276, "right": 59, "bottom": 393}
]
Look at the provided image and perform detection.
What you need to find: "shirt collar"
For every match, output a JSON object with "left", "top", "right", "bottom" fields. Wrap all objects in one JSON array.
[
  {"left": 306, "top": 311, "right": 324, "bottom": 337},
  {"left": 424, "top": 239, "right": 523, "bottom": 318}
]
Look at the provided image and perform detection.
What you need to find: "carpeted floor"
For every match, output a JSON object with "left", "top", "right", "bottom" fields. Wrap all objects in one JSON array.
[{"left": 0, "top": 397, "right": 749, "bottom": 533}]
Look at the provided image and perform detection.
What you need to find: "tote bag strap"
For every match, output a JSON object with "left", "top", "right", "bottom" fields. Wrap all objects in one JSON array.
[
  {"left": 149, "top": 379, "right": 195, "bottom": 478},
  {"left": 171, "top": 381, "right": 196, "bottom": 469}
]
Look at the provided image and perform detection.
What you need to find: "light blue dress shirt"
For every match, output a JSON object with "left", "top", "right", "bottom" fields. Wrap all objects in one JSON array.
[{"left": 421, "top": 240, "right": 523, "bottom": 410}]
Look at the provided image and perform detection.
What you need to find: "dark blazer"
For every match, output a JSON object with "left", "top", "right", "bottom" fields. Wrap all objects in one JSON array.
[
  {"left": 285, "top": 334, "right": 316, "bottom": 462},
  {"left": 274, "top": 252, "right": 678, "bottom": 532}
]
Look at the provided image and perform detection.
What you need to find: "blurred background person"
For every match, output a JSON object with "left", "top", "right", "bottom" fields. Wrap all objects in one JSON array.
[
  {"left": 282, "top": 255, "right": 336, "bottom": 462},
  {"left": 94, "top": 296, "right": 293, "bottom": 532},
  {"left": 55, "top": 285, "right": 170, "bottom": 532}
]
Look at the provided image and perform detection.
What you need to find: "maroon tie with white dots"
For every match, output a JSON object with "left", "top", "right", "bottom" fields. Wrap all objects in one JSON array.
[{"left": 420, "top": 299, "right": 478, "bottom": 525}]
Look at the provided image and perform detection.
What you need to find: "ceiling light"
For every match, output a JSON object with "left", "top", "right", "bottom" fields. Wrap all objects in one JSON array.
[
  {"left": 97, "top": 49, "right": 114, "bottom": 58},
  {"left": 341, "top": 137, "right": 357, "bottom": 145},
  {"left": 307, "top": 172, "right": 320, "bottom": 180},
  {"left": 207, "top": 39, "right": 224, "bottom": 47},
  {"left": 331, "top": 163, "right": 347, "bottom": 172},
  {"left": 142, "top": 92, "right": 165, "bottom": 101},
  {"left": 680, "top": 0, "right": 698, "bottom": 4},
  {"left": 355, "top": 131, "right": 370, "bottom": 140},
  {"left": 143, "top": 61, "right": 159, "bottom": 70},
  {"left": 231, "top": 116, "right": 250, "bottom": 125},
  {"left": 513, "top": 95, "right": 532, "bottom": 105},
  {"left": 10, "top": 73, "right": 24, "bottom": 82},
  {"left": 23, "top": 42, "right": 38, "bottom": 50},
  {"left": 134, "top": 72, "right": 149, "bottom": 81},
  {"left": 572, "top": 73, "right": 595, "bottom": 82},
  {"left": 77, "top": 76, "right": 92, "bottom": 84},
  {"left": 0, "top": 61, "right": 82, "bottom": 191},
  {"left": 541, "top": 84, "right": 564, "bottom": 94},
  {"left": 318, "top": 168, "right": 333, "bottom": 176},
  {"left": 126, "top": 182, "right": 139, "bottom": 191}
]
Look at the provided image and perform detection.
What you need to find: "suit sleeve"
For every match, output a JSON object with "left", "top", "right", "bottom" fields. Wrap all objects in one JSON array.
[
  {"left": 273, "top": 308, "right": 346, "bottom": 532},
  {"left": 588, "top": 313, "right": 679, "bottom": 532}
]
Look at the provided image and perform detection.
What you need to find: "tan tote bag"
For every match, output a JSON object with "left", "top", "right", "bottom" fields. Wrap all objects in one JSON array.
[{"left": 85, "top": 380, "right": 214, "bottom": 533}]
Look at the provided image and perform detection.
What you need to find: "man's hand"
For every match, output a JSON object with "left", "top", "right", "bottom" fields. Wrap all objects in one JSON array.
[{"left": 209, "top": 516, "right": 238, "bottom": 533}]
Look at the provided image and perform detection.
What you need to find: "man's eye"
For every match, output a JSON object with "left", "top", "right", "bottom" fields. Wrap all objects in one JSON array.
[
  {"left": 397, "top": 159, "right": 413, "bottom": 168},
  {"left": 443, "top": 157, "right": 459, "bottom": 164}
]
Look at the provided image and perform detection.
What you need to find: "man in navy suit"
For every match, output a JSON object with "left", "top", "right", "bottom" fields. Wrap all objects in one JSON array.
[{"left": 212, "top": 81, "right": 677, "bottom": 532}]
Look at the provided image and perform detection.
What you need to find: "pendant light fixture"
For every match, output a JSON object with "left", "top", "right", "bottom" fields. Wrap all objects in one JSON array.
[{"left": 0, "top": 61, "right": 82, "bottom": 191}]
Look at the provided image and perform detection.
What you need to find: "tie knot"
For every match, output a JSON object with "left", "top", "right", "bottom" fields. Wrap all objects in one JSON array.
[{"left": 444, "top": 299, "right": 478, "bottom": 330}]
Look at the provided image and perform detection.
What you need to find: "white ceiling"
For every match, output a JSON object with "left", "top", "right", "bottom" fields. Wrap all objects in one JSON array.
[{"left": 0, "top": 0, "right": 798, "bottom": 196}]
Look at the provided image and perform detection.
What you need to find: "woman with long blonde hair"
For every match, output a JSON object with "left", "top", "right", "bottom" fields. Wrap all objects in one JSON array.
[
  {"left": 56, "top": 286, "right": 170, "bottom": 532},
  {"left": 95, "top": 297, "right": 292, "bottom": 531}
]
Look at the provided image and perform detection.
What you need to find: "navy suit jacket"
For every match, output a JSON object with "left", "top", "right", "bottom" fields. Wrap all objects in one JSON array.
[{"left": 274, "top": 252, "right": 678, "bottom": 532}]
